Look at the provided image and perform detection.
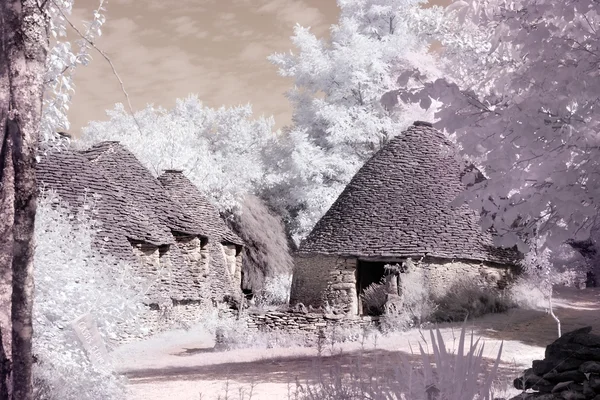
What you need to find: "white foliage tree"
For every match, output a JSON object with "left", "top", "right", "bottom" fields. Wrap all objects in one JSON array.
[
  {"left": 79, "top": 96, "right": 278, "bottom": 213},
  {"left": 389, "top": 0, "right": 600, "bottom": 252},
  {"left": 266, "top": 0, "right": 441, "bottom": 243},
  {"left": 33, "top": 192, "right": 148, "bottom": 399}
]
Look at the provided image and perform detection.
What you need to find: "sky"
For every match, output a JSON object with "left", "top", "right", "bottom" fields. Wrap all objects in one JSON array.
[{"left": 68, "top": 0, "right": 448, "bottom": 136}]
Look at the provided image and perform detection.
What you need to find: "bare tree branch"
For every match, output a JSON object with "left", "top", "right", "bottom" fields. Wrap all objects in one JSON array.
[{"left": 51, "top": 0, "right": 144, "bottom": 135}]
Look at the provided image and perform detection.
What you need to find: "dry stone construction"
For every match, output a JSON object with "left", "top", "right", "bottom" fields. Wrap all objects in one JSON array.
[
  {"left": 290, "top": 121, "right": 521, "bottom": 316},
  {"left": 36, "top": 141, "right": 244, "bottom": 336},
  {"left": 511, "top": 326, "right": 600, "bottom": 400}
]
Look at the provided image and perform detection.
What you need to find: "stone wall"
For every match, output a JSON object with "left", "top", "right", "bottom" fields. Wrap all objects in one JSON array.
[
  {"left": 415, "top": 258, "right": 517, "bottom": 298},
  {"left": 131, "top": 242, "right": 161, "bottom": 276},
  {"left": 510, "top": 326, "right": 600, "bottom": 400},
  {"left": 176, "top": 235, "right": 209, "bottom": 279},
  {"left": 116, "top": 300, "right": 215, "bottom": 344},
  {"left": 291, "top": 253, "right": 358, "bottom": 314},
  {"left": 246, "top": 310, "right": 377, "bottom": 338},
  {"left": 291, "top": 253, "right": 517, "bottom": 317},
  {"left": 221, "top": 243, "right": 242, "bottom": 289},
  {"left": 115, "top": 303, "right": 379, "bottom": 346},
  {"left": 207, "top": 242, "right": 243, "bottom": 302}
]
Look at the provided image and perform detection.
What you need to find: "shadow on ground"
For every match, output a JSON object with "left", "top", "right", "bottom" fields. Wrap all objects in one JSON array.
[
  {"left": 124, "top": 286, "right": 600, "bottom": 393},
  {"left": 126, "top": 345, "right": 521, "bottom": 393}
]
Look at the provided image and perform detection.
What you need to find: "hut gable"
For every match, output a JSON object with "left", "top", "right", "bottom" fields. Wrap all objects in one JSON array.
[{"left": 299, "top": 121, "right": 517, "bottom": 264}]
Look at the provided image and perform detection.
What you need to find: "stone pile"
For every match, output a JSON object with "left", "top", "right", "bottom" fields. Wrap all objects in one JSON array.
[{"left": 510, "top": 327, "right": 600, "bottom": 400}]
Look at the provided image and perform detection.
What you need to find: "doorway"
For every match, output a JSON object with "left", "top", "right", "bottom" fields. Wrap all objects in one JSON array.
[{"left": 356, "top": 260, "right": 388, "bottom": 316}]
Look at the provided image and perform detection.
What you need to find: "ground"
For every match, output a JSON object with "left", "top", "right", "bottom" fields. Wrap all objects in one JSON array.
[{"left": 111, "top": 286, "right": 600, "bottom": 400}]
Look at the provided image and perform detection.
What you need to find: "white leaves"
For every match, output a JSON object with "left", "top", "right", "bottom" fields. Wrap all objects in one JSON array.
[
  {"left": 403, "top": 0, "right": 600, "bottom": 250},
  {"left": 41, "top": 0, "right": 107, "bottom": 151},
  {"left": 80, "top": 95, "right": 278, "bottom": 214},
  {"left": 265, "top": 0, "right": 439, "bottom": 242},
  {"left": 445, "top": 0, "right": 470, "bottom": 15},
  {"left": 34, "top": 194, "right": 145, "bottom": 399}
]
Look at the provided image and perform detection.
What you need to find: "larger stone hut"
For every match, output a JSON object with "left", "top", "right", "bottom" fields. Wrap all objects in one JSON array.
[
  {"left": 36, "top": 141, "right": 244, "bottom": 319},
  {"left": 290, "top": 121, "right": 521, "bottom": 316}
]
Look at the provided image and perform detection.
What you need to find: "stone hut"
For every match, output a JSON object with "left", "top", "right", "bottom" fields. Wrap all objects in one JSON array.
[
  {"left": 36, "top": 141, "right": 244, "bottom": 316},
  {"left": 158, "top": 169, "right": 244, "bottom": 298},
  {"left": 290, "top": 121, "right": 521, "bottom": 316}
]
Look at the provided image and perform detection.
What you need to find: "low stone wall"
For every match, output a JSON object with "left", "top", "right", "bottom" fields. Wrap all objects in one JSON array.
[
  {"left": 114, "top": 303, "right": 381, "bottom": 346},
  {"left": 115, "top": 301, "right": 214, "bottom": 344},
  {"left": 246, "top": 309, "right": 378, "bottom": 336},
  {"left": 510, "top": 326, "right": 600, "bottom": 400}
]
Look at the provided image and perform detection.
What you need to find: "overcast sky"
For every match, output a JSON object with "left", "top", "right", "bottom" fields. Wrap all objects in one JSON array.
[{"left": 68, "top": 0, "right": 447, "bottom": 135}]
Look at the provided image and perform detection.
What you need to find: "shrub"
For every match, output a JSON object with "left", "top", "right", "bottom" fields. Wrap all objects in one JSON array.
[
  {"left": 430, "top": 277, "right": 516, "bottom": 323},
  {"left": 228, "top": 194, "right": 294, "bottom": 294},
  {"left": 379, "top": 259, "right": 437, "bottom": 332},
  {"left": 397, "top": 259, "right": 437, "bottom": 328},
  {"left": 33, "top": 192, "right": 151, "bottom": 400},
  {"left": 255, "top": 273, "right": 292, "bottom": 308},
  {"left": 360, "top": 279, "right": 388, "bottom": 316},
  {"left": 508, "top": 277, "right": 549, "bottom": 311},
  {"left": 296, "top": 322, "right": 504, "bottom": 400}
]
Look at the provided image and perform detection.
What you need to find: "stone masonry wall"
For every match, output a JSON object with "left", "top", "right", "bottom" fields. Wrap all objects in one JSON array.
[
  {"left": 291, "top": 254, "right": 358, "bottom": 314},
  {"left": 116, "top": 300, "right": 214, "bottom": 344},
  {"left": 131, "top": 242, "right": 161, "bottom": 277},
  {"left": 292, "top": 253, "right": 517, "bottom": 317},
  {"left": 418, "top": 258, "right": 517, "bottom": 298},
  {"left": 221, "top": 243, "right": 241, "bottom": 289},
  {"left": 115, "top": 303, "right": 378, "bottom": 346},
  {"left": 244, "top": 310, "right": 379, "bottom": 345},
  {"left": 325, "top": 258, "right": 358, "bottom": 315},
  {"left": 176, "top": 235, "right": 210, "bottom": 279}
]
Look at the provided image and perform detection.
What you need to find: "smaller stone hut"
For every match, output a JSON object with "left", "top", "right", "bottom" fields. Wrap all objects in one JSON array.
[
  {"left": 36, "top": 141, "right": 244, "bottom": 325},
  {"left": 290, "top": 121, "right": 521, "bottom": 316}
]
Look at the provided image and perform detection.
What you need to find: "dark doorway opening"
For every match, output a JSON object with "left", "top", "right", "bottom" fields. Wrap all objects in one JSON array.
[{"left": 356, "top": 260, "right": 387, "bottom": 316}]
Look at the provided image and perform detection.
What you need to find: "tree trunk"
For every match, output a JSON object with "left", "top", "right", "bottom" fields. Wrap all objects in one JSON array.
[
  {"left": 0, "top": 327, "right": 10, "bottom": 399},
  {"left": 1, "top": 1, "right": 49, "bottom": 399},
  {"left": 0, "top": 0, "right": 15, "bottom": 388}
]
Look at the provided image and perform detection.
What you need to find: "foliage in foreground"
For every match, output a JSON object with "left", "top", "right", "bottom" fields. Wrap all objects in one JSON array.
[
  {"left": 392, "top": 0, "right": 600, "bottom": 252},
  {"left": 33, "top": 193, "right": 149, "bottom": 400},
  {"left": 295, "top": 323, "right": 504, "bottom": 400}
]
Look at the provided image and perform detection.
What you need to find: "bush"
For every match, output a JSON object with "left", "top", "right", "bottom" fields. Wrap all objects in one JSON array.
[
  {"left": 360, "top": 280, "right": 388, "bottom": 316},
  {"left": 229, "top": 194, "right": 294, "bottom": 294},
  {"left": 508, "top": 277, "right": 549, "bottom": 310},
  {"left": 33, "top": 192, "right": 151, "bottom": 400},
  {"left": 398, "top": 260, "right": 437, "bottom": 327},
  {"left": 254, "top": 273, "right": 292, "bottom": 308},
  {"left": 378, "top": 259, "right": 437, "bottom": 332},
  {"left": 431, "top": 277, "right": 516, "bottom": 323}
]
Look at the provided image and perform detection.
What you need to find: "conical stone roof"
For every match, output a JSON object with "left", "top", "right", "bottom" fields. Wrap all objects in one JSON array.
[
  {"left": 299, "top": 121, "right": 518, "bottom": 264},
  {"left": 158, "top": 170, "right": 243, "bottom": 246}
]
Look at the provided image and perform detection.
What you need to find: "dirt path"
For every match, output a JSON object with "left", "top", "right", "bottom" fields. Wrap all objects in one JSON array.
[{"left": 115, "top": 286, "right": 600, "bottom": 400}]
